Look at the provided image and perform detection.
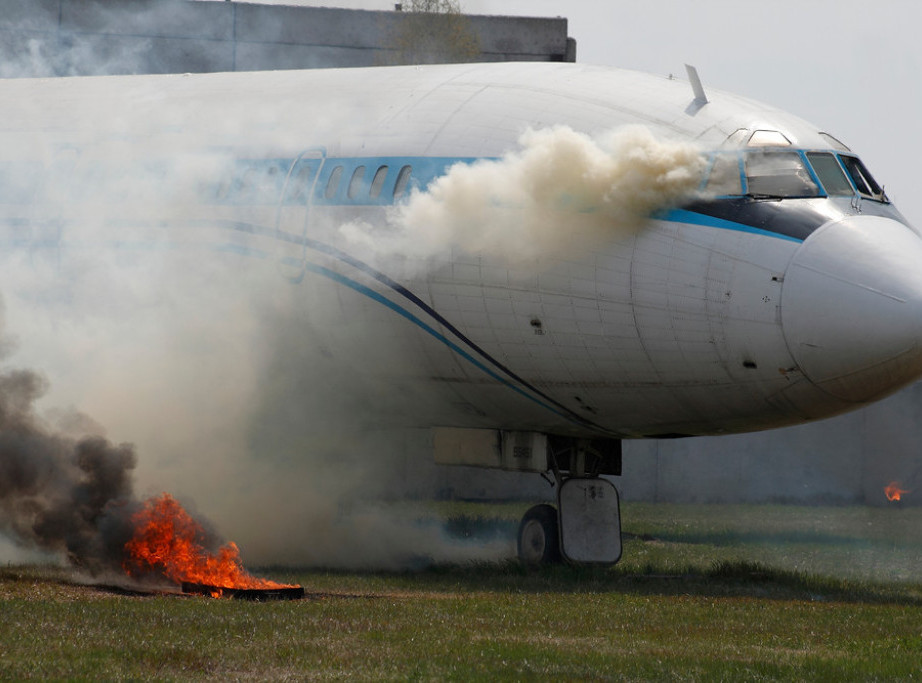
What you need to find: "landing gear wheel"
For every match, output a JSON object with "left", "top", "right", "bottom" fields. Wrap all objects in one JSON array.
[{"left": 517, "top": 503, "right": 561, "bottom": 565}]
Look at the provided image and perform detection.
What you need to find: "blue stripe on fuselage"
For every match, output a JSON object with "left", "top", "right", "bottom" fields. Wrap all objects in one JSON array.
[
  {"left": 659, "top": 208, "right": 804, "bottom": 243},
  {"left": 301, "top": 261, "right": 583, "bottom": 424},
  {"left": 199, "top": 151, "right": 810, "bottom": 243},
  {"left": 308, "top": 155, "right": 807, "bottom": 242}
]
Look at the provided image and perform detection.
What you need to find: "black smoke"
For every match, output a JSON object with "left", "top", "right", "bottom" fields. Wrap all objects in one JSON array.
[{"left": 0, "top": 364, "right": 143, "bottom": 572}]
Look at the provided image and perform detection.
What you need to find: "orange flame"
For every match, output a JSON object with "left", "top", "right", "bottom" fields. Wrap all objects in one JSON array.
[
  {"left": 123, "top": 493, "right": 295, "bottom": 594},
  {"left": 884, "top": 481, "right": 910, "bottom": 502}
]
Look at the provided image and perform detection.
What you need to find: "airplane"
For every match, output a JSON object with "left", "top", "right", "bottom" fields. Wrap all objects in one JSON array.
[{"left": 0, "top": 61, "right": 919, "bottom": 566}]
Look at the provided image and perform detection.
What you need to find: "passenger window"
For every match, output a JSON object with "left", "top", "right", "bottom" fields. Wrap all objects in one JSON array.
[
  {"left": 347, "top": 166, "right": 366, "bottom": 200},
  {"left": 393, "top": 165, "right": 412, "bottom": 199},
  {"left": 231, "top": 160, "right": 287, "bottom": 204},
  {"left": 806, "top": 153, "right": 853, "bottom": 196},
  {"left": 238, "top": 167, "right": 259, "bottom": 201},
  {"left": 325, "top": 165, "right": 344, "bottom": 199},
  {"left": 370, "top": 165, "right": 389, "bottom": 198},
  {"left": 263, "top": 164, "right": 283, "bottom": 199},
  {"left": 744, "top": 151, "right": 820, "bottom": 198},
  {"left": 703, "top": 154, "right": 742, "bottom": 196},
  {"left": 283, "top": 162, "right": 315, "bottom": 205}
]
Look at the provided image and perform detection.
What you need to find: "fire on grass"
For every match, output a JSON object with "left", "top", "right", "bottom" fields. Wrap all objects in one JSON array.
[
  {"left": 122, "top": 493, "right": 303, "bottom": 599},
  {"left": 884, "top": 481, "right": 910, "bottom": 502}
]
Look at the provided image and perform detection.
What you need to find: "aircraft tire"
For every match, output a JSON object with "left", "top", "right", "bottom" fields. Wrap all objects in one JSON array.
[{"left": 517, "top": 503, "right": 561, "bottom": 565}]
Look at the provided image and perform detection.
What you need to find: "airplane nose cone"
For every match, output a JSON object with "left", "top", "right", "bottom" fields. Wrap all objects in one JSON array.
[{"left": 781, "top": 215, "right": 922, "bottom": 403}]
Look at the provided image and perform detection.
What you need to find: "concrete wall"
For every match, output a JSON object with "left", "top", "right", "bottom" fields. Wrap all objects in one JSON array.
[
  {"left": 0, "top": 0, "right": 573, "bottom": 77},
  {"left": 622, "top": 383, "right": 922, "bottom": 507}
]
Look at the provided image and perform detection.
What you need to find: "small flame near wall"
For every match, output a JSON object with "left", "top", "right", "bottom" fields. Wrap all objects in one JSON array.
[{"left": 884, "top": 481, "right": 910, "bottom": 502}]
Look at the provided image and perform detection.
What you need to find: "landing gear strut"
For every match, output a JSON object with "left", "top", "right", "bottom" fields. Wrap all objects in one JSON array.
[
  {"left": 516, "top": 438, "right": 623, "bottom": 566},
  {"left": 428, "top": 426, "right": 622, "bottom": 565}
]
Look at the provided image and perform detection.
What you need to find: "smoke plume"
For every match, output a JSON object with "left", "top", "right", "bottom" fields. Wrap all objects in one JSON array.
[
  {"left": 0, "top": 92, "right": 705, "bottom": 572},
  {"left": 0, "top": 347, "right": 138, "bottom": 572},
  {"left": 342, "top": 124, "right": 706, "bottom": 261}
]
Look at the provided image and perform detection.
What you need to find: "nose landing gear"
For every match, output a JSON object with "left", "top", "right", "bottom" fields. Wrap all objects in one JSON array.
[
  {"left": 517, "top": 503, "right": 561, "bottom": 564},
  {"left": 516, "top": 439, "right": 623, "bottom": 566}
]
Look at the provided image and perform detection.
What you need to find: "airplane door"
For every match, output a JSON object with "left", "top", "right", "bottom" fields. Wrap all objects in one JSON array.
[{"left": 275, "top": 148, "right": 325, "bottom": 281}]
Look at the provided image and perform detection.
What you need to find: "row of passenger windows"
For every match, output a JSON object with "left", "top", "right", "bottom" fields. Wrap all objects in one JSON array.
[
  {"left": 320, "top": 163, "right": 413, "bottom": 201},
  {"left": 0, "top": 158, "right": 417, "bottom": 206},
  {"left": 215, "top": 159, "right": 415, "bottom": 206},
  {"left": 702, "top": 149, "right": 887, "bottom": 202},
  {"left": 0, "top": 150, "right": 887, "bottom": 207}
]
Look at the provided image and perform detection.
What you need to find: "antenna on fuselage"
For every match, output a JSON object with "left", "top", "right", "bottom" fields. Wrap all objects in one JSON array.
[{"left": 685, "top": 64, "right": 708, "bottom": 105}]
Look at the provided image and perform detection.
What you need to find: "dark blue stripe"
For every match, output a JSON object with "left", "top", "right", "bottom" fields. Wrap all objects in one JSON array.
[
  {"left": 292, "top": 234, "right": 607, "bottom": 432},
  {"left": 134, "top": 218, "right": 608, "bottom": 431},
  {"left": 301, "top": 261, "right": 582, "bottom": 423},
  {"left": 663, "top": 208, "right": 804, "bottom": 243}
]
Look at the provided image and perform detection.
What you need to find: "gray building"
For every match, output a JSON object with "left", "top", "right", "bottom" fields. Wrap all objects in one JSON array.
[{"left": 0, "top": 0, "right": 574, "bottom": 77}]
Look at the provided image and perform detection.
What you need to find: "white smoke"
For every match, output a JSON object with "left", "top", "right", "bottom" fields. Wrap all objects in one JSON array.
[
  {"left": 342, "top": 124, "right": 706, "bottom": 261},
  {"left": 0, "top": 83, "right": 704, "bottom": 571},
  {"left": 0, "top": 152, "right": 513, "bottom": 570}
]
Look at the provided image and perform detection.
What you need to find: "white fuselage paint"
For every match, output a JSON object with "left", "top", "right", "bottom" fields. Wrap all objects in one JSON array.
[{"left": 1, "top": 63, "right": 920, "bottom": 439}]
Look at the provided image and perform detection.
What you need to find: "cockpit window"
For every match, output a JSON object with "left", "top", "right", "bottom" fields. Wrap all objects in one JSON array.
[
  {"left": 805, "top": 153, "right": 853, "bottom": 196},
  {"left": 703, "top": 153, "right": 742, "bottom": 195},
  {"left": 744, "top": 150, "right": 820, "bottom": 198},
  {"left": 747, "top": 130, "right": 792, "bottom": 147},
  {"left": 818, "top": 132, "right": 850, "bottom": 152},
  {"left": 839, "top": 155, "right": 886, "bottom": 200},
  {"left": 699, "top": 148, "right": 889, "bottom": 203}
]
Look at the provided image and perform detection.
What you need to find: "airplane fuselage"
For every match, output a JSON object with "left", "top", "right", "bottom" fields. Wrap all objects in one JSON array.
[{"left": 1, "top": 62, "right": 920, "bottom": 441}]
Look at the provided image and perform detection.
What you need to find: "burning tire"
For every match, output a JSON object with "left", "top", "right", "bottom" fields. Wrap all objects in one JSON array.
[
  {"left": 517, "top": 503, "right": 561, "bottom": 565},
  {"left": 182, "top": 582, "right": 305, "bottom": 601}
]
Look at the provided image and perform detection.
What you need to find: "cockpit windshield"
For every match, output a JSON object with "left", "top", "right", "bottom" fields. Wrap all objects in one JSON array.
[
  {"left": 744, "top": 151, "right": 819, "bottom": 198},
  {"left": 701, "top": 149, "right": 888, "bottom": 203},
  {"left": 805, "top": 152, "right": 853, "bottom": 196}
]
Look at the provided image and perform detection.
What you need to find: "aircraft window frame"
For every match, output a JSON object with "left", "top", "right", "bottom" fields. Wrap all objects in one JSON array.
[
  {"left": 722, "top": 128, "right": 751, "bottom": 148},
  {"left": 325, "top": 165, "right": 344, "bottom": 200},
  {"left": 819, "top": 132, "right": 851, "bottom": 152},
  {"left": 281, "top": 162, "right": 316, "bottom": 205},
  {"left": 212, "top": 159, "right": 289, "bottom": 205},
  {"left": 805, "top": 152, "right": 854, "bottom": 197},
  {"left": 246, "top": 160, "right": 287, "bottom": 204},
  {"left": 347, "top": 165, "right": 366, "bottom": 200},
  {"left": 370, "top": 165, "right": 389, "bottom": 199},
  {"left": 747, "top": 130, "right": 793, "bottom": 147},
  {"left": 701, "top": 152, "right": 744, "bottom": 197},
  {"left": 742, "top": 149, "right": 821, "bottom": 199},
  {"left": 393, "top": 165, "right": 412, "bottom": 199},
  {"left": 699, "top": 148, "right": 890, "bottom": 204},
  {"left": 839, "top": 154, "right": 886, "bottom": 201}
]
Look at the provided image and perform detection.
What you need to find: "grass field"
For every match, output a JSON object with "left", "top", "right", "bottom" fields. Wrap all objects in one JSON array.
[{"left": 3, "top": 502, "right": 922, "bottom": 680}]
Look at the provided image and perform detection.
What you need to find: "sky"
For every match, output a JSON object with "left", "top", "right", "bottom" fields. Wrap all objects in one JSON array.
[{"left": 217, "top": 0, "right": 922, "bottom": 227}]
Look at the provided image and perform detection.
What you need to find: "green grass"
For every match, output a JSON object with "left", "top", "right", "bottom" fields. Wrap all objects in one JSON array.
[{"left": 3, "top": 502, "right": 922, "bottom": 680}]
